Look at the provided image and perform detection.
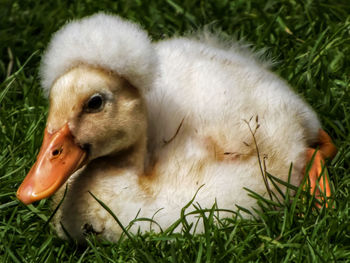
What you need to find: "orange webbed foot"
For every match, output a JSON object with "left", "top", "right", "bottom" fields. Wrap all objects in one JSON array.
[
  {"left": 305, "top": 148, "right": 330, "bottom": 208},
  {"left": 305, "top": 129, "right": 337, "bottom": 208},
  {"left": 317, "top": 129, "right": 337, "bottom": 159}
]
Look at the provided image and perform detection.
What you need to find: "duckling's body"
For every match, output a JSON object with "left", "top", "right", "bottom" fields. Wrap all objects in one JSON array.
[
  {"left": 51, "top": 38, "right": 319, "bottom": 242},
  {"left": 17, "top": 14, "right": 334, "bottom": 243}
]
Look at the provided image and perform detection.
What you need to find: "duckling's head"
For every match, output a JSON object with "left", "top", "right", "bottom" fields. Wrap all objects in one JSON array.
[
  {"left": 17, "top": 13, "right": 154, "bottom": 205},
  {"left": 48, "top": 65, "right": 147, "bottom": 160},
  {"left": 17, "top": 65, "right": 147, "bottom": 205}
]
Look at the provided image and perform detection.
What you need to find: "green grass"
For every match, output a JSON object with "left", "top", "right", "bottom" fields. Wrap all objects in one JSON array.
[{"left": 1, "top": 0, "right": 350, "bottom": 262}]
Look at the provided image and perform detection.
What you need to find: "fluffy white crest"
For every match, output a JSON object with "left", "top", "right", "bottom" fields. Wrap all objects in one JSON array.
[{"left": 40, "top": 13, "right": 156, "bottom": 95}]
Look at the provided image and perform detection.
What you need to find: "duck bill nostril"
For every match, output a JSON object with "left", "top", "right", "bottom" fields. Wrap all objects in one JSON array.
[
  {"left": 51, "top": 148, "right": 63, "bottom": 157},
  {"left": 16, "top": 123, "right": 87, "bottom": 205}
]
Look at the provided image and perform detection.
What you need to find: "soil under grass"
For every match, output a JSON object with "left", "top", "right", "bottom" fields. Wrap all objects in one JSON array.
[{"left": 1, "top": 0, "right": 350, "bottom": 262}]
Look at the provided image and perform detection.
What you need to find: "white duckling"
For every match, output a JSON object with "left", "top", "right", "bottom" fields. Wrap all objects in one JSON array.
[{"left": 17, "top": 13, "right": 336, "bottom": 242}]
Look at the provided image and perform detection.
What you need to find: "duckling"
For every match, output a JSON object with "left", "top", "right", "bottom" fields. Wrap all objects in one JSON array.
[{"left": 17, "top": 13, "right": 336, "bottom": 242}]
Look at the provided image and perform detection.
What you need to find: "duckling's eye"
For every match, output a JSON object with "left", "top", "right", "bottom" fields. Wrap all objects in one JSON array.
[{"left": 84, "top": 94, "right": 104, "bottom": 113}]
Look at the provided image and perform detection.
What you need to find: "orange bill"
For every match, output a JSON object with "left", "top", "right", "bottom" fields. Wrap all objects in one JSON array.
[{"left": 17, "top": 124, "right": 87, "bottom": 205}]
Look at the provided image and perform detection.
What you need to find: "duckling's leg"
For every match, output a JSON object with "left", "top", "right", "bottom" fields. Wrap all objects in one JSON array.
[
  {"left": 306, "top": 148, "right": 330, "bottom": 206},
  {"left": 305, "top": 129, "right": 337, "bottom": 207},
  {"left": 318, "top": 129, "right": 337, "bottom": 160}
]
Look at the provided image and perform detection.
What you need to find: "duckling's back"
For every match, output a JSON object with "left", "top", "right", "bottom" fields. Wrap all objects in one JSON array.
[{"left": 144, "top": 37, "right": 321, "bottom": 212}]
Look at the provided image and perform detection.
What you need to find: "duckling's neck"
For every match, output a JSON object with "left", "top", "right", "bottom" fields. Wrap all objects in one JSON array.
[{"left": 89, "top": 135, "right": 147, "bottom": 173}]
